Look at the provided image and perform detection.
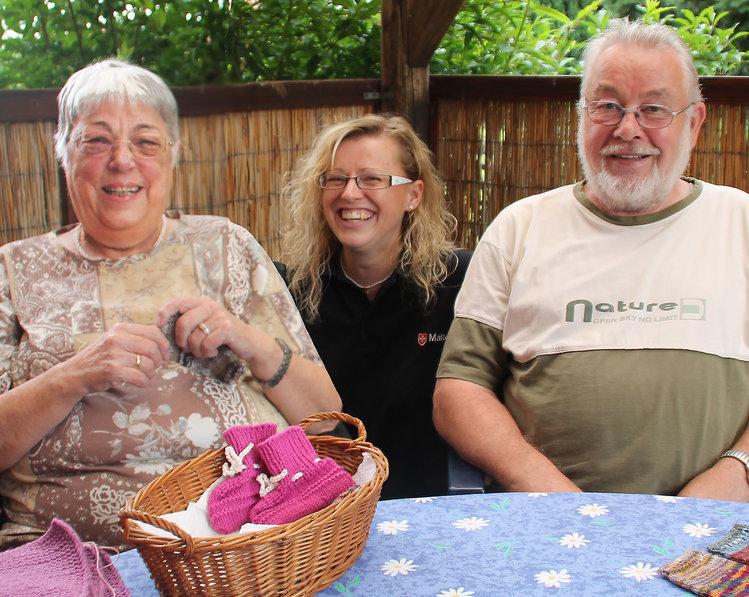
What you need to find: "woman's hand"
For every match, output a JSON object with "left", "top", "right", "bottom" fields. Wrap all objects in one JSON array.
[
  {"left": 0, "top": 321, "right": 170, "bottom": 471},
  {"left": 156, "top": 296, "right": 342, "bottom": 426},
  {"left": 70, "top": 322, "right": 170, "bottom": 393},
  {"left": 156, "top": 296, "right": 253, "bottom": 361}
]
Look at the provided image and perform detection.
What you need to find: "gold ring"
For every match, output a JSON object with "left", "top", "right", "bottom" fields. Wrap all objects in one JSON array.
[
  {"left": 198, "top": 323, "right": 211, "bottom": 336},
  {"left": 135, "top": 354, "right": 142, "bottom": 368}
]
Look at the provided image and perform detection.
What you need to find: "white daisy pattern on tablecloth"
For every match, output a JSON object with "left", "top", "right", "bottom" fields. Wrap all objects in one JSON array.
[
  {"left": 528, "top": 493, "right": 548, "bottom": 498},
  {"left": 683, "top": 522, "right": 717, "bottom": 538},
  {"left": 377, "top": 520, "right": 409, "bottom": 535},
  {"left": 436, "top": 589, "right": 476, "bottom": 597},
  {"left": 577, "top": 503, "right": 609, "bottom": 518},
  {"left": 534, "top": 569, "right": 572, "bottom": 588},
  {"left": 559, "top": 532, "right": 590, "bottom": 548},
  {"left": 381, "top": 558, "right": 417, "bottom": 576},
  {"left": 619, "top": 562, "right": 659, "bottom": 581},
  {"left": 411, "top": 496, "right": 435, "bottom": 503},
  {"left": 653, "top": 495, "right": 681, "bottom": 504},
  {"left": 453, "top": 517, "right": 490, "bottom": 532}
]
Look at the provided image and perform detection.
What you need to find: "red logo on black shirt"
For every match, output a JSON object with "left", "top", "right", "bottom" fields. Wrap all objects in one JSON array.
[{"left": 417, "top": 333, "right": 428, "bottom": 346}]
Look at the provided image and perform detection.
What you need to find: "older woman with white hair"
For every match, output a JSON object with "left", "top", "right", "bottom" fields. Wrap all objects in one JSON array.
[{"left": 0, "top": 59, "right": 340, "bottom": 550}]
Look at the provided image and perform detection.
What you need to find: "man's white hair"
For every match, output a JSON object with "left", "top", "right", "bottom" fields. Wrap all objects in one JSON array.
[{"left": 578, "top": 18, "right": 703, "bottom": 111}]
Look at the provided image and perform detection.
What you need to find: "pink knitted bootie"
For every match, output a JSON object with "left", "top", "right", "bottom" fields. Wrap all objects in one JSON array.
[
  {"left": 208, "top": 423, "right": 277, "bottom": 534},
  {"left": 249, "top": 426, "right": 355, "bottom": 525}
]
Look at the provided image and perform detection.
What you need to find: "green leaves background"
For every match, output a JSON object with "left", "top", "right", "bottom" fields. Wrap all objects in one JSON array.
[{"left": 0, "top": 0, "right": 746, "bottom": 89}]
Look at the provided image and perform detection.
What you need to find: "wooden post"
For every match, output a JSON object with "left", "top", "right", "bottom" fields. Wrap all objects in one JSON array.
[{"left": 381, "top": 0, "right": 464, "bottom": 140}]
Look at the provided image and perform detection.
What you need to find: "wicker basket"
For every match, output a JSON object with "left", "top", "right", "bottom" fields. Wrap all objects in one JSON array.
[{"left": 118, "top": 411, "right": 389, "bottom": 596}]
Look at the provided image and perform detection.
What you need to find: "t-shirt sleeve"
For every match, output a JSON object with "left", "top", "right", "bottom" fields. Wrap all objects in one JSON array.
[{"left": 436, "top": 316, "right": 509, "bottom": 396}]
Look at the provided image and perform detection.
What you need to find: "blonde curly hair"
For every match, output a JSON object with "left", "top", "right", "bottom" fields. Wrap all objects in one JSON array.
[{"left": 282, "top": 114, "right": 457, "bottom": 322}]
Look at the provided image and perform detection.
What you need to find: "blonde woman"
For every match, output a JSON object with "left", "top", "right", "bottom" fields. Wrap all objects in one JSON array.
[{"left": 283, "top": 114, "right": 471, "bottom": 499}]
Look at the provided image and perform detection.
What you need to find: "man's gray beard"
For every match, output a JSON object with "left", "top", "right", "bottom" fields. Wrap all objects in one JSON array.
[{"left": 577, "top": 121, "right": 693, "bottom": 214}]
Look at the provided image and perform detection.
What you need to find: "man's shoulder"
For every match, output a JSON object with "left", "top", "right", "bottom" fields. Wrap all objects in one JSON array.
[
  {"left": 696, "top": 179, "right": 749, "bottom": 202},
  {"left": 504, "top": 182, "right": 579, "bottom": 211},
  {"left": 480, "top": 183, "right": 579, "bottom": 243}
]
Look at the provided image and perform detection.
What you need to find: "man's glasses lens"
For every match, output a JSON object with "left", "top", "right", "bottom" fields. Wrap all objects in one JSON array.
[{"left": 584, "top": 101, "right": 680, "bottom": 129}]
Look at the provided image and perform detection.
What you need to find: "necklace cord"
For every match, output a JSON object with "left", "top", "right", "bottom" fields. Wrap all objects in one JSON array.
[{"left": 340, "top": 259, "right": 395, "bottom": 291}]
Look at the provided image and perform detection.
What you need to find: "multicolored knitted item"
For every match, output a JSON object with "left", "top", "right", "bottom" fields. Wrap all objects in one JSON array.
[
  {"left": 710, "top": 524, "right": 749, "bottom": 564},
  {"left": 732, "top": 547, "right": 749, "bottom": 566},
  {"left": 660, "top": 549, "right": 749, "bottom": 596},
  {"left": 207, "top": 423, "right": 277, "bottom": 534},
  {"left": 249, "top": 425, "right": 355, "bottom": 525}
]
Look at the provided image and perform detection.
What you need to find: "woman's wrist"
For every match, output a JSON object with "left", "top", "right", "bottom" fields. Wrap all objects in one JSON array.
[{"left": 250, "top": 337, "right": 292, "bottom": 388}]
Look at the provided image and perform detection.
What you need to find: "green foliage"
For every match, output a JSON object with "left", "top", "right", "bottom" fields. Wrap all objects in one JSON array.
[
  {"left": 432, "top": 0, "right": 608, "bottom": 75},
  {"left": 0, "top": 0, "right": 381, "bottom": 88},
  {"left": 434, "top": 0, "right": 749, "bottom": 75},
  {"left": 0, "top": 0, "right": 746, "bottom": 89},
  {"left": 551, "top": 0, "right": 749, "bottom": 73},
  {"left": 661, "top": 4, "right": 748, "bottom": 75}
]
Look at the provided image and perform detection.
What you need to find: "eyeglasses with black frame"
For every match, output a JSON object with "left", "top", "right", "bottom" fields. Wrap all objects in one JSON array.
[
  {"left": 582, "top": 100, "right": 695, "bottom": 129},
  {"left": 318, "top": 173, "right": 413, "bottom": 190},
  {"left": 74, "top": 131, "right": 174, "bottom": 159}
]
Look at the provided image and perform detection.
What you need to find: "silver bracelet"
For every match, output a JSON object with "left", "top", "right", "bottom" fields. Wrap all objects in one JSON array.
[
  {"left": 255, "top": 337, "right": 292, "bottom": 388},
  {"left": 722, "top": 449, "right": 749, "bottom": 482}
]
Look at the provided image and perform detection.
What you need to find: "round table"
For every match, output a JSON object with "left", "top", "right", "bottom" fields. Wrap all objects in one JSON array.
[{"left": 115, "top": 491, "right": 749, "bottom": 596}]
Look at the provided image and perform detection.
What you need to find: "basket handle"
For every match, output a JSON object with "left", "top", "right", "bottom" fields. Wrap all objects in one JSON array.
[
  {"left": 119, "top": 507, "right": 198, "bottom": 556},
  {"left": 299, "top": 411, "right": 367, "bottom": 442}
]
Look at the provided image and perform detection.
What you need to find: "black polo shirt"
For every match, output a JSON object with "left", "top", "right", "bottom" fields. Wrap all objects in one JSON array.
[{"left": 301, "top": 250, "right": 471, "bottom": 499}]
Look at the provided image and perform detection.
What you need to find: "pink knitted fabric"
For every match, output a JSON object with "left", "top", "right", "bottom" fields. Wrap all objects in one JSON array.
[
  {"left": 0, "top": 518, "right": 131, "bottom": 597},
  {"left": 250, "top": 426, "right": 355, "bottom": 525},
  {"left": 208, "top": 422, "right": 277, "bottom": 534}
]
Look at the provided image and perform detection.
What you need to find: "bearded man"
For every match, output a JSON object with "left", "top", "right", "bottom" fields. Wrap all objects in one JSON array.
[{"left": 433, "top": 17, "right": 749, "bottom": 500}]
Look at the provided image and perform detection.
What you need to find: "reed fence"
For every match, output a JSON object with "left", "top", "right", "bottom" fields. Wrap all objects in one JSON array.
[
  {"left": 1, "top": 76, "right": 748, "bottom": 257},
  {"left": 0, "top": 120, "right": 62, "bottom": 241},
  {"left": 174, "top": 105, "right": 373, "bottom": 257}
]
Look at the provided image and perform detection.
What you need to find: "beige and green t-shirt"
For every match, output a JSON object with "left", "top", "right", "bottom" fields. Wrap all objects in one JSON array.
[{"left": 438, "top": 179, "right": 749, "bottom": 494}]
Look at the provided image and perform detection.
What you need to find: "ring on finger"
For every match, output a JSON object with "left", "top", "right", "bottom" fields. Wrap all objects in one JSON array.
[
  {"left": 135, "top": 353, "right": 142, "bottom": 369},
  {"left": 198, "top": 323, "right": 211, "bottom": 336}
]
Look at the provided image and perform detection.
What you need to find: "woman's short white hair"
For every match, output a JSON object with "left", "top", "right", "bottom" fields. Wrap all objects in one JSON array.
[
  {"left": 579, "top": 18, "right": 703, "bottom": 105},
  {"left": 54, "top": 58, "right": 180, "bottom": 169}
]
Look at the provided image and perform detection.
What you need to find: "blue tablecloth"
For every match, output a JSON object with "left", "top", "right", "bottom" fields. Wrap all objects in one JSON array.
[{"left": 115, "top": 491, "right": 749, "bottom": 596}]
